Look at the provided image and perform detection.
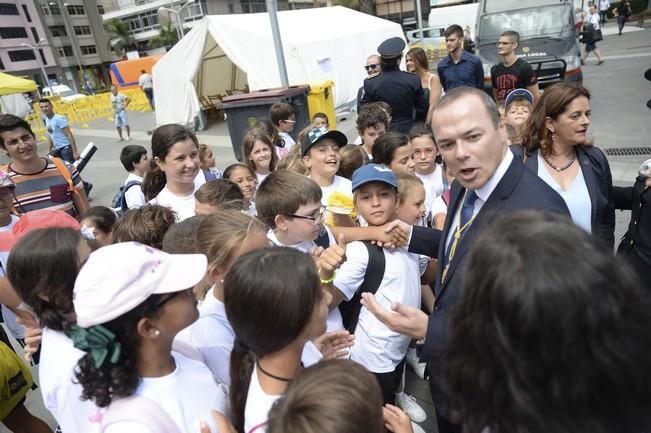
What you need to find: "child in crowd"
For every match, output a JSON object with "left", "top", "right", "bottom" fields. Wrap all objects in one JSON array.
[
  {"left": 242, "top": 130, "right": 278, "bottom": 185},
  {"left": 372, "top": 133, "right": 416, "bottom": 174},
  {"left": 177, "top": 210, "right": 269, "bottom": 387},
  {"left": 267, "top": 360, "right": 414, "bottom": 433},
  {"left": 430, "top": 162, "right": 456, "bottom": 230},
  {"left": 225, "top": 247, "right": 334, "bottom": 433},
  {"left": 223, "top": 163, "right": 257, "bottom": 215},
  {"left": 269, "top": 102, "right": 297, "bottom": 158},
  {"left": 119, "top": 144, "right": 149, "bottom": 210},
  {"left": 337, "top": 145, "right": 365, "bottom": 181},
  {"left": 71, "top": 242, "right": 227, "bottom": 432},
  {"left": 301, "top": 127, "right": 353, "bottom": 226},
  {"left": 275, "top": 144, "right": 307, "bottom": 175},
  {"left": 147, "top": 124, "right": 205, "bottom": 221},
  {"left": 6, "top": 218, "right": 97, "bottom": 433},
  {"left": 198, "top": 144, "right": 223, "bottom": 181},
  {"left": 312, "top": 112, "right": 329, "bottom": 129},
  {"left": 409, "top": 123, "right": 445, "bottom": 223},
  {"left": 328, "top": 164, "right": 432, "bottom": 406},
  {"left": 356, "top": 104, "right": 389, "bottom": 162},
  {"left": 78, "top": 206, "right": 117, "bottom": 248},
  {"left": 503, "top": 88, "right": 533, "bottom": 144},
  {"left": 111, "top": 204, "right": 176, "bottom": 250},
  {"left": 194, "top": 179, "right": 245, "bottom": 215},
  {"left": 252, "top": 120, "right": 284, "bottom": 159}
]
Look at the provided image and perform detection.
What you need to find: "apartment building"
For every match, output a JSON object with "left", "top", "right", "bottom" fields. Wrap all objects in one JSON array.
[{"left": 0, "top": 1, "right": 59, "bottom": 89}]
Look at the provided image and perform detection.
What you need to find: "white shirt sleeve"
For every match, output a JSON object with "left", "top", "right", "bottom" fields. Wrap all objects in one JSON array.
[
  {"left": 104, "top": 422, "right": 155, "bottom": 433},
  {"left": 431, "top": 196, "right": 448, "bottom": 217},
  {"left": 332, "top": 241, "right": 370, "bottom": 301}
]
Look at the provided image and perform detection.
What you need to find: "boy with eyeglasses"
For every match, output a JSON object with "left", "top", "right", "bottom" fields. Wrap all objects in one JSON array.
[
  {"left": 269, "top": 102, "right": 297, "bottom": 158},
  {"left": 490, "top": 30, "right": 540, "bottom": 105}
]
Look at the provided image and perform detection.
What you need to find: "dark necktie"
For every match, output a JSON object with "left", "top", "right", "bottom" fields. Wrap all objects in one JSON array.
[
  {"left": 460, "top": 189, "right": 478, "bottom": 229},
  {"left": 443, "top": 189, "right": 479, "bottom": 271}
]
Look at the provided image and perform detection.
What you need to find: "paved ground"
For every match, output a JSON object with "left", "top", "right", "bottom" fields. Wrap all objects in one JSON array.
[{"left": 4, "top": 20, "right": 649, "bottom": 433}]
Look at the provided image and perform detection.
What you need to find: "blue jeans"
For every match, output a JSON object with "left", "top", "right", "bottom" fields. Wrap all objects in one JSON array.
[{"left": 55, "top": 145, "right": 75, "bottom": 163}]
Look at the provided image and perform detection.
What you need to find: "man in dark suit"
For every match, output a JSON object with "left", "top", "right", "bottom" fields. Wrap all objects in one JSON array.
[
  {"left": 361, "top": 37, "right": 428, "bottom": 134},
  {"left": 361, "top": 87, "right": 570, "bottom": 433}
]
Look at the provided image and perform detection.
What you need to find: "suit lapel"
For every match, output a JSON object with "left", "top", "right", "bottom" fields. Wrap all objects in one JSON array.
[
  {"left": 434, "top": 182, "right": 463, "bottom": 297},
  {"left": 437, "top": 158, "right": 524, "bottom": 299},
  {"left": 577, "top": 148, "right": 597, "bottom": 231}
]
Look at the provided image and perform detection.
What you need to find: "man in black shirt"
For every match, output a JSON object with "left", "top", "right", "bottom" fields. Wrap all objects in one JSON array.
[{"left": 490, "top": 30, "right": 540, "bottom": 105}]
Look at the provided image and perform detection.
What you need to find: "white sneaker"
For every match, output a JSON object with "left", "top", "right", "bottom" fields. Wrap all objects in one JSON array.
[
  {"left": 411, "top": 421, "right": 426, "bottom": 433},
  {"left": 406, "top": 348, "right": 427, "bottom": 379},
  {"left": 396, "top": 392, "right": 427, "bottom": 423}
]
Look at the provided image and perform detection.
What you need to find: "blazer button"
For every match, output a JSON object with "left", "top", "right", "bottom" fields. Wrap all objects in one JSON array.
[{"left": 434, "top": 304, "right": 441, "bottom": 311}]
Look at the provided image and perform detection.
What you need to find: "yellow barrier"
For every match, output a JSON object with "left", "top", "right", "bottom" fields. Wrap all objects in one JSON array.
[{"left": 30, "top": 89, "right": 152, "bottom": 134}]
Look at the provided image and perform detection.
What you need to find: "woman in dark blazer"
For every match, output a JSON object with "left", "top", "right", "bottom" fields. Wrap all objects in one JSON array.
[{"left": 517, "top": 83, "right": 615, "bottom": 248}]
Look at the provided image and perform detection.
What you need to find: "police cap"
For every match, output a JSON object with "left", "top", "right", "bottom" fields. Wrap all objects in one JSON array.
[{"left": 377, "top": 37, "right": 406, "bottom": 59}]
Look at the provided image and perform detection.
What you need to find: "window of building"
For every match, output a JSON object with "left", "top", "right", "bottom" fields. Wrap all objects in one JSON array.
[
  {"left": 240, "top": 0, "right": 266, "bottom": 14},
  {"left": 41, "top": 3, "right": 61, "bottom": 15},
  {"left": 0, "top": 27, "right": 28, "bottom": 39},
  {"left": 0, "top": 58, "right": 4, "bottom": 70},
  {"left": 57, "top": 46, "right": 73, "bottom": 57},
  {"left": 80, "top": 45, "right": 96, "bottom": 55},
  {"left": 66, "top": 5, "right": 85, "bottom": 15},
  {"left": 97, "top": 4, "right": 105, "bottom": 14},
  {"left": 21, "top": 4, "right": 32, "bottom": 21},
  {"left": 74, "top": 25, "right": 91, "bottom": 36},
  {"left": 49, "top": 26, "right": 67, "bottom": 37},
  {"left": 38, "top": 48, "right": 47, "bottom": 65},
  {"left": 9, "top": 50, "right": 36, "bottom": 62},
  {"left": 0, "top": 3, "right": 19, "bottom": 15},
  {"left": 31, "top": 27, "right": 39, "bottom": 41}
]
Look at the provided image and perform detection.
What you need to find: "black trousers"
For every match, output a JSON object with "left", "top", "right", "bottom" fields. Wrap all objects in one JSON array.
[{"left": 373, "top": 358, "right": 406, "bottom": 405}]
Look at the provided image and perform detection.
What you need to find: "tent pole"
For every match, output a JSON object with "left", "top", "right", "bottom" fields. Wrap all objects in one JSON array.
[{"left": 266, "top": 0, "right": 289, "bottom": 87}]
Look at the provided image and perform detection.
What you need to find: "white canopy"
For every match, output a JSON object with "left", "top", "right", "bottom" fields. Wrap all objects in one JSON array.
[{"left": 153, "top": 6, "right": 404, "bottom": 126}]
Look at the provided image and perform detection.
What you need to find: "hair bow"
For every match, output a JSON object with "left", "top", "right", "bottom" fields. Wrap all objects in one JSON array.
[
  {"left": 69, "top": 324, "right": 122, "bottom": 368},
  {"left": 80, "top": 224, "right": 96, "bottom": 241}
]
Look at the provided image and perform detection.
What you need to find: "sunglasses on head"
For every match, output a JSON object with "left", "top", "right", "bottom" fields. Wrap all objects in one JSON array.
[{"left": 364, "top": 64, "right": 378, "bottom": 71}]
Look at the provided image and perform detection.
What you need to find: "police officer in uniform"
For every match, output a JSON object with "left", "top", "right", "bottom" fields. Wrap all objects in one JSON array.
[{"left": 361, "top": 37, "right": 428, "bottom": 134}]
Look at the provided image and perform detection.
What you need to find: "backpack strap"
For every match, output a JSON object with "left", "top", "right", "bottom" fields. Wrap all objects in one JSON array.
[
  {"left": 203, "top": 168, "right": 217, "bottom": 182},
  {"left": 100, "top": 395, "right": 182, "bottom": 433},
  {"left": 341, "top": 241, "right": 386, "bottom": 334},
  {"left": 121, "top": 180, "right": 142, "bottom": 210},
  {"left": 50, "top": 157, "right": 80, "bottom": 198}
]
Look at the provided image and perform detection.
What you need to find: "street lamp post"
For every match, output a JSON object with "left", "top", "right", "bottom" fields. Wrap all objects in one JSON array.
[
  {"left": 21, "top": 39, "right": 50, "bottom": 92},
  {"left": 158, "top": 0, "right": 196, "bottom": 40}
]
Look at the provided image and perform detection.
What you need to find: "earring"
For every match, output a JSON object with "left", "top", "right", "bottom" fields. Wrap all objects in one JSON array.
[
  {"left": 551, "top": 132, "right": 556, "bottom": 142},
  {"left": 153, "top": 329, "right": 160, "bottom": 337}
]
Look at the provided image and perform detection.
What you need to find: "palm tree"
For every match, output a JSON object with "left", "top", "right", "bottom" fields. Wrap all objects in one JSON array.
[
  {"left": 150, "top": 22, "right": 179, "bottom": 50},
  {"left": 106, "top": 19, "right": 135, "bottom": 57},
  {"left": 358, "top": 0, "right": 374, "bottom": 15}
]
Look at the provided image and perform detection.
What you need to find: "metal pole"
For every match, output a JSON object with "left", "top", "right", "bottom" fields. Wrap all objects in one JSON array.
[
  {"left": 23, "top": 42, "right": 50, "bottom": 91},
  {"left": 56, "top": 0, "right": 84, "bottom": 91},
  {"left": 266, "top": 0, "right": 289, "bottom": 87},
  {"left": 178, "top": 11, "right": 185, "bottom": 38},
  {"left": 415, "top": 0, "right": 424, "bottom": 45}
]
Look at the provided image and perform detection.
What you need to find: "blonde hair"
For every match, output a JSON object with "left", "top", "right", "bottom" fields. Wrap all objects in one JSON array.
[
  {"left": 276, "top": 143, "right": 308, "bottom": 175},
  {"left": 395, "top": 171, "right": 423, "bottom": 206},
  {"left": 196, "top": 209, "right": 266, "bottom": 272}
]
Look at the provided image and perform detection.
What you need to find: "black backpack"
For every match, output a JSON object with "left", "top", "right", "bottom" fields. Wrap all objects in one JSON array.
[
  {"left": 339, "top": 241, "right": 386, "bottom": 334},
  {"left": 111, "top": 180, "right": 141, "bottom": 215}
]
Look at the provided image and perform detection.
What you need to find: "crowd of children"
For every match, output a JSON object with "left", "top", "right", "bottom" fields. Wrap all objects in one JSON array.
[{"left": 1, "top": 83, "right": 631, "bottom": 433}]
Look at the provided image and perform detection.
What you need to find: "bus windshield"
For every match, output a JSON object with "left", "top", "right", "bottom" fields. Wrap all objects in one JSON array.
[{"left": 478, "top": 5, "right": 576, "bottom": 45}]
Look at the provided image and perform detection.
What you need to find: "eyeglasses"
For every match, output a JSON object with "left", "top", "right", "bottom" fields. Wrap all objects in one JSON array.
[
  {"left": 282, "top": 119, "right": 296, "bottom": 124},
  {"left": 364, "top": 64, "right": 378, "bottom": 71},
  {"left": 287, "top": 206, "right": 327, "bottom": 225}
]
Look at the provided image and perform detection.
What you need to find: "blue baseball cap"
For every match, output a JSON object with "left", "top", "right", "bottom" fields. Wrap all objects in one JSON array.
[
  {"left": 352, "top": 164, "right": 398, "bottom": 191},
  {"left": 504, "top": 88, "right": 534, "bottom": 108}
]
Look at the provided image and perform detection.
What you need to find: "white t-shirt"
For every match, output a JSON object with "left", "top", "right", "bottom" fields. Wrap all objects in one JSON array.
[
  {"left": 149, "top": 171, "right": 206, "bottom": 221},
  {"left": 416, "top": 164, "right": 445, "bottom": 216},
  {"left": 279, "top": 132, "right": 296, "bottom": 152},
  {"left": 244, "top": 365, "right": 282, "bottom": 433},
  {"left": 104, "top": 352, "right": 228, "bottom": 433},
  {"left": 318, "top": 175, "right": 353, "bottom": 207},
  {"left": 124, "top": 173, "right": 145, "bottom": 209},
  {"left": 39, "top": 328, "right": 100, "bottom": 433},
  {"left": 333, "top": 242, "right": 427, "bottom": 373},
  {"left": 256, "top": 171, "right": 270, "bottom": 186},
  {"left": 267, "top": 228, "right": 343, "bottom": 331},
  {"left": 431, "top": 195, "right": 448, "bottom": 218},
  {"left": 138, "top": 73, "right": 153, "bottom": 89}
]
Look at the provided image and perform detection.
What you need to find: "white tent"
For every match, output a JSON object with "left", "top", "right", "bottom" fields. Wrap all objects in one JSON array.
[{"left": 153, "top": 6, "right": 404, "bottom": 126}]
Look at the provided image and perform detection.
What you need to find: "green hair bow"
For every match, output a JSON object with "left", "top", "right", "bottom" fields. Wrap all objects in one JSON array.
[{"left": 69, "top": 324, "right": 122, "bottom": 368}]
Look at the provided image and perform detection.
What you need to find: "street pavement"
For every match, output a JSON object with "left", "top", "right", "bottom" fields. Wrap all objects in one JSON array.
[{"left": 3, "top": 20, "right": 649, "bottom": 433}]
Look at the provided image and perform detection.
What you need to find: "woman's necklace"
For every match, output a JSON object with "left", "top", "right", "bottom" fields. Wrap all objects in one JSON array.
[
  {"left": 256, "top": 362, "right": 293, "bottom": 382},
  {"left": 542, "top": 150, "right": 577, "bottom": 172}
]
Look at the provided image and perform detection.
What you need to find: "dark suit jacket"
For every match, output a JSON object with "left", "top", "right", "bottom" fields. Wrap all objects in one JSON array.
[
  {"left": 512, "top": 145, "right": 615, "bottom": 248},
  {"left": 361, "top": 67, "right": 427, "bottom": 134},
  {"left": 408, "top": 154, "right": 570, "bottom": 417}
]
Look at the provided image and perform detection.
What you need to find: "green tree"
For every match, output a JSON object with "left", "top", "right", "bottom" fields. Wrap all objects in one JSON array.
[
  {"left": 150, "top": 22, "right": 179, "bottom": 50},
  {"left": 106, "top": 19, "right": 135, "bottom": 56}
]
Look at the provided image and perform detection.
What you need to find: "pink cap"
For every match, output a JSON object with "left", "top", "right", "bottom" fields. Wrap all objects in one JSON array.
[
  {"left": 73, "top": 242, "right": 207, "bottom": 327},
  {"left": 0, "top": 209, "right": 80, "bottom": 251}
]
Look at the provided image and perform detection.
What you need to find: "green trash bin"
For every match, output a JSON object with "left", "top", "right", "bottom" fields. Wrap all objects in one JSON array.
[{"left": 221, "top": 86, "right": 310, "bottom": 161}]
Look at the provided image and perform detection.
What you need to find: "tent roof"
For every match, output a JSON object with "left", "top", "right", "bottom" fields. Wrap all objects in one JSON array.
[{"left": 0, "top": 72, "right": 37, "bottom": 96}]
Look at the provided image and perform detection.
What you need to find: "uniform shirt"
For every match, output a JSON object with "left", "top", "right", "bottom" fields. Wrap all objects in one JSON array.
[
  {"left": 437, "top": 50, "right": 485, "bottom": 91},
  {"left": 490, "top": 58, "right": 537, "bottom": 103},
  {"left": 6, "top": 158, "right": 83, "bottom": 216},
  {"left": 44, "top": 114, "right": 71, "bottom": 150}
]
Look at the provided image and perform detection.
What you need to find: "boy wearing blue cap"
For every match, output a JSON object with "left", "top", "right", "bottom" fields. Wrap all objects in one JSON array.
[{"left": 326, "top": 164, "right": 433, "bottom": 406}]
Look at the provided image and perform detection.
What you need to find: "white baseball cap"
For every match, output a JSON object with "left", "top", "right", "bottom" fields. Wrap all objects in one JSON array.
[{"left": 73, "top": 242, "right": 207, "bottom": 328}]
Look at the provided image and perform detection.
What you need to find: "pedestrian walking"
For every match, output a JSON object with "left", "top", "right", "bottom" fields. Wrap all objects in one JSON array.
[
  {"left": 110, "top": 86, "right": 131, "bottom": 141},
  {"left": 599, "top": 0, "right": 610, "bottom": 24},
  {"left": 581, "top": 5, "right": 605, "bottom": 65},
  {"left": 138, "top": 69, "right": 154, "bottom": 110},
  {"left": 39, "top": 99, "right": 80, "bottom": 163},
  {"left": 614, "top": 0, "right": 632, "bottom": 35}
]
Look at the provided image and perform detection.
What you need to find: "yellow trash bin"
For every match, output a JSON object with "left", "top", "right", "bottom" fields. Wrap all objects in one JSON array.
[{"left": 307, "top": 81, "right": 336, "bottom": 129}]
